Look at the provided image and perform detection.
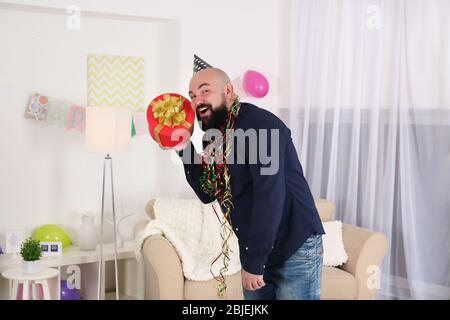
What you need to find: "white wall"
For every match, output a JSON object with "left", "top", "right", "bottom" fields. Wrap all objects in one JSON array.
[{"left": 0, "top": 0, "right": 288, "bottom": 246}]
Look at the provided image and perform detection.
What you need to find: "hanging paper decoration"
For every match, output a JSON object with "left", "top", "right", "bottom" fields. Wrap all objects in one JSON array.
[
  {"left": 24, "top": 93, "right": 84, "bottom": 131},
  {"left": 68, "top": 105, "right": 86, "bottom": 132},
  {"left": 87, "top": 54, "right": 145, "bottom": 113},
  {"left": 46, "top": 99, "right": 71, "bottom": 128},
  {"left": 24, "top": 53, "right": 146, "bottom": 137},
  {"left": 24, "top": 93, "right": 146, "bottom": 137},
  {"left": 25, "top": 93, "right": 75, "bottom": 128},
  {"left": 131, "top": 118, "right": 137, "bottom": 137},
  {"left": 132, "top": 112, "right": 148, "bottom": 136},
  {"left": 25, "top": 93, "right": 49, "bottom": 121}
]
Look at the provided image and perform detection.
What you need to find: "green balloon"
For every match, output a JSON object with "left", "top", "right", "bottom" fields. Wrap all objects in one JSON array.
[{"left": 33, "top": 224, "right": 72, "bottom": 249}]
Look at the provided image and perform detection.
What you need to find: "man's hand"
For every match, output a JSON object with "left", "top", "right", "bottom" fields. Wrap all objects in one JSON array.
[{"left": 241, "top": 269, "right": 265, "bottom": 291}]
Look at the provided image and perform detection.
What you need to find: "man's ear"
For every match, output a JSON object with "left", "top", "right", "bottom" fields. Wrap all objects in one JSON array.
[{"left": 225, "top": 82, "right": 235, "bottom": 104}]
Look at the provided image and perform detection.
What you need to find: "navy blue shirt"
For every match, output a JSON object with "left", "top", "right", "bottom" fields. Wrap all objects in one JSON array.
[{"left": 177, "top": 102, "right": 325, "bottom": 275}]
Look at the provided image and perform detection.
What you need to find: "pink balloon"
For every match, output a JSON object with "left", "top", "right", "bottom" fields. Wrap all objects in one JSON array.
[{"left": 243, "top": 70, "right": 270, "bottom": 98}]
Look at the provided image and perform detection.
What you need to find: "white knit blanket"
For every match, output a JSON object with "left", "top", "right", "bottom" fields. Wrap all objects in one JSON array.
[{"left": 135, "top": 198, "right": 241, "bottom": 281}]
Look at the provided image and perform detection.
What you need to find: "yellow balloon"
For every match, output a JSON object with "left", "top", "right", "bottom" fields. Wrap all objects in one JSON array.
[{"left": 33, "top": 224, "right": 72, "bottom": 249}]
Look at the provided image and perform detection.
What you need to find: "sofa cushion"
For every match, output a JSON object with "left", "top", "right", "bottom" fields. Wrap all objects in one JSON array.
[
  {"left": 321, "top": 266, "right": 357, "bottom": 299},
  {"left": 322, "top": 220, "right": 348, "bottom": 266},
  {"left": 185, "top": 272, "right": 244, "bottom": 300}
]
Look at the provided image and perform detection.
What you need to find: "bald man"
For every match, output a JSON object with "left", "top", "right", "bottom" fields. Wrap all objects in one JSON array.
[{"left": 174, "top": 68, "right": 325, "bottom": 300}]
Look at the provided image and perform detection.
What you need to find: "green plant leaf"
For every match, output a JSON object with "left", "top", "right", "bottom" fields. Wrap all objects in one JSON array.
[{"left": 20, "top": 237, "right": 42, "bottom": 261}]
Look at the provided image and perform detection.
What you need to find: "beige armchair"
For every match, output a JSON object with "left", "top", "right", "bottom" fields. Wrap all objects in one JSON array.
[
  {"left": 134, "top": 199, "right": 243, "bottom": 300},
  {"left": 315, "top": 199, "right": 388, "bottom": 299},
  {"left": 134, "top": 199, "right": 388, "bottom": 300}
]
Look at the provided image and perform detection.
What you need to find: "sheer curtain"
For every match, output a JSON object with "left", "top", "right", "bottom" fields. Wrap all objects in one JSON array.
[{"left": 288, "top": 0, "right": 450, "bottom": 299}]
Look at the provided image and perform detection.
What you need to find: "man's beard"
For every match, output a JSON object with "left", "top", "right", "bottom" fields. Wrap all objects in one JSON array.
[{"left": 196, "top": 98, "right": 228, "bottom": 131}]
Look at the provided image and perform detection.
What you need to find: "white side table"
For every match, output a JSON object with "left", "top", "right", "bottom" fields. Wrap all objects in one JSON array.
[
  {"left": 1, "top": 267, "right": 60, "bottom": 300},
  {"left": 0, "top": 241, "right": 144, "bottom": 300}
]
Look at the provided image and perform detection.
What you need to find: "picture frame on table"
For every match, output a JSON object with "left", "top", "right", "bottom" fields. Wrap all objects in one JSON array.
[{"left": 5, "top": 229, "right": 24, "bottom": 254}]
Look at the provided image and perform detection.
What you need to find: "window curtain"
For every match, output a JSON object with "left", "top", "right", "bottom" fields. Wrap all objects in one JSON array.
[{"left": 288, "top": 0, "right": 450, "bottom": 299}]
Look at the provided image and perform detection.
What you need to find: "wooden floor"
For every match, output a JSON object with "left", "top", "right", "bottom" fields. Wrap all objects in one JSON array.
[{"left": 105, "top": 291, "right": 137, "bottom": 300}]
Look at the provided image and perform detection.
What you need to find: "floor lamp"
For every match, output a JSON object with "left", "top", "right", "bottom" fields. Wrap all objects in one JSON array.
[{"left": 85, "top": 106, "right": 131, "bottom": 300}]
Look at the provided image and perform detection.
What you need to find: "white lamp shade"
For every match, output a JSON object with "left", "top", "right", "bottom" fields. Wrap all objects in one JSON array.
[{"left": 85, "top": 106, "right": 132, "bottom": 153}]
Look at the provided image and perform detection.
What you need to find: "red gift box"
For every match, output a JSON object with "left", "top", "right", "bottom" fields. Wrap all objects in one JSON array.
[{"left": 147, "top": 93, "right": 195, "bottom": 148}]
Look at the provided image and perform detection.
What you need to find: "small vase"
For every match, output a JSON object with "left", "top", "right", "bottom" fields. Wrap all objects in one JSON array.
[
  {"left": 22, "top": 261, "right": 40, "bottom": 274},
  {"left": 78, "top": 213, "right": 98, "bottom": 251}
]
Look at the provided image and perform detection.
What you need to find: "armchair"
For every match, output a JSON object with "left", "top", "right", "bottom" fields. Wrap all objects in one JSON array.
[
  {"left": 315, "top": 199, "right": 388, "bottom": 299},
  {"left": 135, "top": 199, "right": 388, "bottom": 300},
  {"left": 134, "top": 199, "right": 243, "bottom": 300}
]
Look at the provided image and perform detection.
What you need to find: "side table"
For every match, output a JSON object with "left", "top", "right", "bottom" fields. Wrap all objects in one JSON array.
[{"left": 1, "top": 267, "right": 60, "bottom": 300}]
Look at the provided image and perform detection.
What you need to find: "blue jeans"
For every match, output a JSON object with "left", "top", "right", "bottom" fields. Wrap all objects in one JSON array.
[{"left": 243, "top": 234, "right": 323, "bottom": 300}]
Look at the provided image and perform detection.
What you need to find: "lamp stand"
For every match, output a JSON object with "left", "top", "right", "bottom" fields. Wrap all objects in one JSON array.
[{"left": 97, "top": 154, "right": 120, "bottom": 300}]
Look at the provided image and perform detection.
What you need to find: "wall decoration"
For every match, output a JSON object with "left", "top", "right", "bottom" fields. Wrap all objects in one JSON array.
[
  {"left": 24, "top": 93, "right": 146, "bottom": 137},
  {"left": 68, "top": 105, "right": 86, "bottom": 132},
  {"left": 24, "top": 53, "right": 146, "bottom": 137},
  {"left": 132, "top": 112, "right": 149, "bottom": 136},
  {"left": 46, "top": 98, "right": 72, "bottom": 128},
  {"left": 87, "top": 54, "right": 145, "bottom": 113},
  {"left": 24, "top": 93, "right": 49, "bottom": 121},
  {"left": 25, "top": 93, "right": 85, "bottom": 131},
  {"left": 131, "top": 118, "right": 136, "bottom": 137}
]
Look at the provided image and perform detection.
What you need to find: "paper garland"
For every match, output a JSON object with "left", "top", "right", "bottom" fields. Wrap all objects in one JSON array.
[{"left": 24, "top": 93, "right": 147, "bottom": 136}]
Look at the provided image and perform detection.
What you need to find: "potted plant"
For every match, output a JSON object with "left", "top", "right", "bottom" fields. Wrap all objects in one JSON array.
[{"left": 20, "top": 237, "right": 42, "bottom": 274}]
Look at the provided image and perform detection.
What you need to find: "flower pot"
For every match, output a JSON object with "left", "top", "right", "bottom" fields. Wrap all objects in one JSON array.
[{"left": 22, "top": 260, "right": 40, "bottom": 274}]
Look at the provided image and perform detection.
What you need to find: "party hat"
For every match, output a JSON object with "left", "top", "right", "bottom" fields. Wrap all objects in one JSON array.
[{"left": 193, "top": 54, "right": 213, "bottom": 73}]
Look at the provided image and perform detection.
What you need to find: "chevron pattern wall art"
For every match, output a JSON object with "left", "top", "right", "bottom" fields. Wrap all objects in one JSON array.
[{"left": 87, "top": 54, "right": 145, "bottom": 112}]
